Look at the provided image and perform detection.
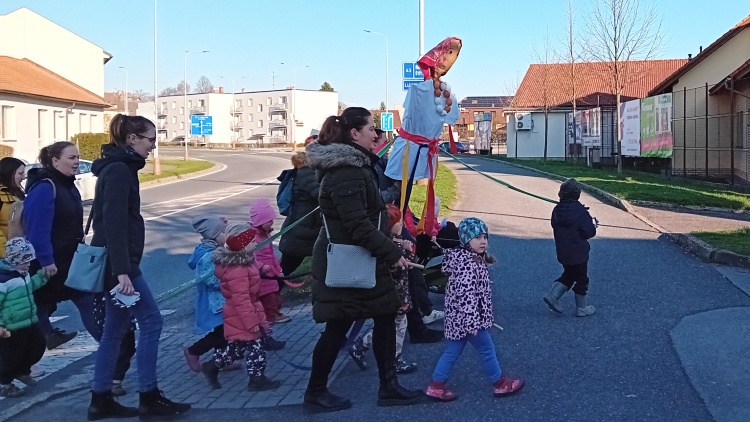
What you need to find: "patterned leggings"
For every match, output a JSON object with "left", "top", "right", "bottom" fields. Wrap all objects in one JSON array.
[
  {"left": 213, "top": 338, "right": 266, "bottom": 377},
  {"left": 362, "top": 313, "right": 407, "bottom": 355}
]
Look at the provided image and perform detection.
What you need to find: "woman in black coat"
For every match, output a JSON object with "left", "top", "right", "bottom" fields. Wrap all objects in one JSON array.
[{"left": 303, "top": 107, "right": 421, "bottom": 412}]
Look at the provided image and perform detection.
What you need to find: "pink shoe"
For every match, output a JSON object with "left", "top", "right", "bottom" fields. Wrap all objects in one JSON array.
[
  {"left": 220, "top": 361, "right": 242, "bottom": 372},
  {"left": 425, "top": 380, "right": 457, "bottom": 402},
  {"left": 183, "top": 348, "right": 200, "bottom": 372},
  {"left": 493, "top": 376, "right": 524, "bottom": 397}
]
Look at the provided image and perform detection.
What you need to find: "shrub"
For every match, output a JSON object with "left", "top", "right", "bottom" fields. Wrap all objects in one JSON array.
[
  {"left": 0, "top": 145, "right": 14, "bottom": 158},
  {"left": 71, "top": 133, "right": 109, "bottom": 160}
]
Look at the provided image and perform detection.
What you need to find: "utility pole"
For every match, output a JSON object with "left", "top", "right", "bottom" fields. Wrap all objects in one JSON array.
[
  {"left": 152, "top": 0, "right": 161, "bottom": 174},
  {"left": 419, "top": 0, "right": 424, "bottom": 56},
  {"left": 272, "top": 71, "right": 277, "bottom": 90}
]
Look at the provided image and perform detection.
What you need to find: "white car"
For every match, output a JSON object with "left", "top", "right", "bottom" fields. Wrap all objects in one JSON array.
[{"left": 25, "top": 159, "right": 97, "bottom": 201}]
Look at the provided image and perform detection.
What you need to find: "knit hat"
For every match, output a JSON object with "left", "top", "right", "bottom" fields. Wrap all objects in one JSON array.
[
  {"left": 458, "top": 217, "right": 488, "bottom": 246},
  {"left": 386, "top": 204, "right": 402, "bottom": 228},
  {"left": 249, "top": 198, "right": 276, "bottom": 227},
  {"left": 5, "top": 237, "right": 36, "bottom": 267},
  {"left": 192, "top": 215, "right": 227, "bottom": 240},
  {"left": 559, "top": 178, "right": 582, "bottom": 200},
  {"left": 225, "top": 223, "right": 259, "bottom": 252}
]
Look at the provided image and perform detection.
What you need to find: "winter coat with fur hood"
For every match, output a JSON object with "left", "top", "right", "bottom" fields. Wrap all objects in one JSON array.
[
  {"left": 212, "top": 246, "right": 267, "bottom": 341},
  {"left": 306, "top": 140, "right": 402, "bottom": 323},
  {"left": 278, "top": 152, "right": 322, "bottom": 257}
]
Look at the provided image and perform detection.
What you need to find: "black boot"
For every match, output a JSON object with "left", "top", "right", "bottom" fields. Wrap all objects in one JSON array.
[
  {"left": 304, "top": 385, "right": 352, "bottom": 412},
  {"left": 201, "top": 361, "right": 221, "bottom": 390},
  {"left": 138, "top": 389, "right": 191, "bottom": 419},
  {"left": 409, "top": 328, "right": 443, "bottom": 344},
  {"left": 377, "top": 366, "right": 423, "bottom": 407},
  {"left": 248, "top": 374, "right": 281, "bottom": 391},
  {"left": 265, "top": 336, "right": 286, "bottom": 351},
  {"left": 87, "top": 390, "right": 138, "bottom": 421}
]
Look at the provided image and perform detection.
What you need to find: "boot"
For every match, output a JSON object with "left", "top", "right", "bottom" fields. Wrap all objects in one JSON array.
[
  {"left": 409, "top": 328, "right": 443, "bottom": 344},
  {"left": 183, "top": 348, "right": 200, "bottom": 372},
  {"left": 247, "top": 374, "right": 281, "bottom": 391},
  {"left": 138, "top": 389, "right": 191, "bottom": 419},
  {"left": 425, "top": 380, "right": 457, "bottom": 402},
  {"left": 347, "top": 337, "right": 369, "bottom": 371},
  {"left": 303, "top": 386, "right": 352, "bottom": 412},
  {"left": 575, "top": 294, "right": 595, "bottom": 317},
  {"left": 395, "top": 354, "right": 418, "bottom": 374},
  {"left": 87, "top": 390, "right": 138, "bottom": 421},
  {"left": 543, "top": 282, "right": 568, "bottom": 313},
  {"left": 46, "top": 328, "right": 77, "bottom": 350},
  {"left": 201, "top": 362, "right": 221, "bottom": 390},
  {"left": 265, "top": 336, "right": 286, "bottom": 351},
  {"left": 493, "top": 376, "right": 524, "bottom": 397},
  {"left": 377, "top": 367, "right": 422, "bottom": 407}
]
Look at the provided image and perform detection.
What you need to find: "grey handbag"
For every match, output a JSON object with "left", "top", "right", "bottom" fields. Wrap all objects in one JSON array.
[
  {"left": 65, "top": 210, "right": 107, "bottom": 293},
  {"left": 322, "top": 214, "right": 378, "bottom": 289}
]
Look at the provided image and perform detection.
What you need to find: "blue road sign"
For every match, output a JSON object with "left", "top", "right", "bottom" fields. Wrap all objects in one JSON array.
[
  {"left": 381, "top": 112, "right": 394, "bottom": 131},
  {"left": 403, "top": 80, "right": 421, "bottom": 91},
  {"left": 191, "top": 115, "right": 213, "bottom": 135},
  {"left": 402, "top": 62, "right": 423, "bottom": 80}
]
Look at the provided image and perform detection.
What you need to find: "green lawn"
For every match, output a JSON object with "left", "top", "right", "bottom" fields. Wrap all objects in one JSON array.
[
  {"left": 408, "top": 165, "right": 457, "bottom": 217},
  {"left": 138, "top": 159, "right": 214, "bottom": 183},
  {"left": 692, "top": 228, "right": 750, "bottom": 256},
  {"left": 489, "top": 157, "right": 750, "bottom": 210}
]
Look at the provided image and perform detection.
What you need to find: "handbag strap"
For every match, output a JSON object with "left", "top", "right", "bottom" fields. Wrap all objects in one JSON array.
[
  {"left": 321, "top": 213, "right": 382, "bottom": 242},
  {"left": 83, "top": 208, "right": 94, "bottom": 240}
]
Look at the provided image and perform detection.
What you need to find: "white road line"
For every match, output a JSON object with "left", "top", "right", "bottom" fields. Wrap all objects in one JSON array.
[
  {"left": 140, "top": 161, "right": 228, "bottom": 191},
  {"left": 140, "top": 184, "right": 251, "bottom": 208},
  {"left": 49, "top": 316, "right": 69, "bottom": 323},
  {"left": 160, "top": 309, "right": 176, "bottom": 316}
]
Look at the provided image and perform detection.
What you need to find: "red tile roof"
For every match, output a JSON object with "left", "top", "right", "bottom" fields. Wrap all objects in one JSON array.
[
  {"left": 650, "top": 14, "right": 750, "bottom": 95},
  {"left": 0, "top": 56, "right": 107, "bottom": 106},
  {"left": 511, "top": 59, "right": 688, "bottom": 109}
]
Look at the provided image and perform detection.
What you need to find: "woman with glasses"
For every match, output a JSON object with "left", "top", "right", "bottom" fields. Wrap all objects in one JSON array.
[{"left": 87, "top": 114, "right": 190, "bottom": 420}]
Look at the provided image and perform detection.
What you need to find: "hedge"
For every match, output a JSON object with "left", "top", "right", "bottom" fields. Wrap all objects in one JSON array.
[{"left": 71, "top": 133, "right": 109, "bottom": 160}]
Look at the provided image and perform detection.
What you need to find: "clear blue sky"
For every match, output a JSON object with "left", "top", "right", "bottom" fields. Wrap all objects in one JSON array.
[{"left": 2, "top": 0, "right": 747, "bottom": 109}]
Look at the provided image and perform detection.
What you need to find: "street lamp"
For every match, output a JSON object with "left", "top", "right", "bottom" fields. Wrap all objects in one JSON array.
[
  {"left": 280, "top": 62, "right": 309, "bottom": 152},
  {"left": 184, "top": 50, "right": 209, "bottom": 160},
  {"left": 364, "top": 30, "right": 389, "bottom": 133},
  {"left": 153, "top": 0, "right": 160, "bottom": 174},
  {"left": 118, "top": 66, "right": 128, "bottom": 115}
]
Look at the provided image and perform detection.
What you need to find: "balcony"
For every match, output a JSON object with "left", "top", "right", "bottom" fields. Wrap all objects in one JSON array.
[
  {"left": 268, "top": 119, "right": 288, "bottom": 128},
  {"left": 231, "top": 121, "right": 244, "bottom": 131},
  {"left": 269, "top": 103, "right": 287, "bottom": 112},
  {"left": 268, "top": 135, "right": 287, "bottom": 143},
  {"left": 231, "top": 106, "right": 242, "bottom": 114},
  {"left": 189, "top": 106, "right": 205, "bottom": 115},
  {"left": 157, "top": 122, "right": 168, "bottom": 131},
  {"left": 157, "top": 108, "right": 167, "bottom": 118}
]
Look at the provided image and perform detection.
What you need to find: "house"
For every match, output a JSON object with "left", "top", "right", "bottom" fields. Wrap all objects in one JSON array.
[
  {"left": 0, "top": 7, "right": 110, "bottom": 161},
  {"left": 649, "top": 15, "right": 750, "bottom": 184},
  {"left": 454, "top": 96, "right": 513, "bottom": 142},
  {"left": 104, "top": 91, "right": 140, "bottom": 132},
  {"left": 506, "top": 59, "right": 687, "bottom": 162}
]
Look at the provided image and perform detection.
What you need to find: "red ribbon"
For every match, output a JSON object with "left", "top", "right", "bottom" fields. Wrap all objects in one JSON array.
[{"left": 396, "top": 128, "right": 438, "bottom": 235}]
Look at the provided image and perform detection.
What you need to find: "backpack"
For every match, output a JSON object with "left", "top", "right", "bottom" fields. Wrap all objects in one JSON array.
[
  {"left": 8, "top": 179, "right": 56, "bottom": 239},
  {"left": 276, "top": 168, "right": 297, "bottom": 217}
]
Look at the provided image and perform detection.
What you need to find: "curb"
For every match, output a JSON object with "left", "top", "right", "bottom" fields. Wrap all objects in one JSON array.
[
  {"left": 473, "top": 156, "right": 750, "bottom": 269},
  {"left": 139, "top": 160, "right": 226, "bottom": 190}
]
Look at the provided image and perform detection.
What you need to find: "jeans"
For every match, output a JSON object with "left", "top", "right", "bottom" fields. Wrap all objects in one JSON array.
[
  {"left": 36, "top": 291, "right": 99, "bottom": 338},
  {"left": 556, "top": 262, "right": 589, "bottom": 295},
  {"left": 92, "top": 274, "right": 163, "bottom": 393},
  {"left": 431, "top": 329, "right": 502, "bottom": 383}
]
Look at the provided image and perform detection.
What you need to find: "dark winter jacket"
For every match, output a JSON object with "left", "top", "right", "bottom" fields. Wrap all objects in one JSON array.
[
  {"left": 306, "top": 141, "right": 403, "bottom": 323},
  {"left": 278, "top": 152, "right": 322, "bottom": 257},
  {"left": 551, "top": 198, "right": 597, "bottom": 265},
  {"left": 90, "top": 144, "right": 146, "bottom": 290},
  {"left": 24, "top": 166, "right": 83, "bottom": 304}
]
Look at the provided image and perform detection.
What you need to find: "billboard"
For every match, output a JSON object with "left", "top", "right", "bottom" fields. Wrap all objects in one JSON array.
[
  {"left": 577, "top": 108, "right": 601, "bottom": 147},
  {"left": 640, "top": 94, "right": 673, "bottom": 158},
  {"left": 620, "top": 99, "right": 641, "bottom": 156}
]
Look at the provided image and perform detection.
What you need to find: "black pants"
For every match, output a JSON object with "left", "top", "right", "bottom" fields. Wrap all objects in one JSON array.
[
  {"left": 187, "top": 325, "right": 227, "bottom": 356},
  {"left": 0, "top": 324, "right": 46, "bottom": 384},
  {"left": 113, "top": 330, "right": 136, "bottom": 381},
  {"left": 407, "top": 267, "right": 432, "bottom": 317},
  {"left": 556, "top": 262, "right": 590, "bottom": 295},
  {"left": 279, "top": 255, "right": 306, "bottom": 290},
  {"left": 308, "top": 314, "right": 397, "bottom": 391}
]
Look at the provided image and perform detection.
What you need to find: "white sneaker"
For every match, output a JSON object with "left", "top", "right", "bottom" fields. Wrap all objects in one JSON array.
[
  {"left": 30, "top": 364, "right": 45, "bottom": 378},
  {"left": 422, "top": 310, "right": 445, "bottom": 325}
]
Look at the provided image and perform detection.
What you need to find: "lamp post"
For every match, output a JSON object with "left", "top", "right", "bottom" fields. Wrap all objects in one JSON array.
[
  {"left": 184, "top": 50, "right": 209, "bottom": 160},
  {"left": 280, "top": 62, "right": 309, "bottom": 152},
  {"left": 364, "top": 29, "right": 389, "bottom": 133},
  {"left": 118, "top": 66, "right": 128, "bottom": 115},
  {"left": 152, "top": 0, "right": 160, "bottom": 174}
]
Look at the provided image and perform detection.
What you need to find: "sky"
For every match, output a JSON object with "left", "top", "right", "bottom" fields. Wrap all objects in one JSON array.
[{"left": 2, "top": 0, "right": 748, "bottom": 110}]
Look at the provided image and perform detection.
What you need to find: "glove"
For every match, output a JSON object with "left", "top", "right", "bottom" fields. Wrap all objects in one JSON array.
[{"left": 0, "top": 327, "right": 10, "bottom": 338}]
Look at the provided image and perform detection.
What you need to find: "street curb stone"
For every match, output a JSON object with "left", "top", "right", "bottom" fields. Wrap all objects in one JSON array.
[{"left": 139, "top": 160, "right": 225, "bottom": 189}]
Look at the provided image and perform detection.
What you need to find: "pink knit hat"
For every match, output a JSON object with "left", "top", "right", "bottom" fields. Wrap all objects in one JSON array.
[{"left": 249, "top": 198, "right": 276, "bottom": 227}]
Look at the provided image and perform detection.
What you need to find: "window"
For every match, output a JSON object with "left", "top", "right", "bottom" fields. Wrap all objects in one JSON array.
[
  {"left": 199, "top": 99, "right": 205, "bottom": 107},
  {"left": 257, "top": 104, "right": 263, "bottom": 112},
  {"left": 0, "top": 106, "right": 16, "bottom": 139},
  {"left": 53, "top": 111, "right": 63, "bottom": 139},
  {"left": 161, "top": 102, "right": 167, "bottom": 113},
  {"left": 247, "top": 98, "right": 253, "bottom": 107},
  {"left": 266, "top": 97, "right": 272, "bottom": 105},
  {"left": 79, "top": 113, "right": 88, "bottom": 133},
  {"left": 180, "top": 122, "right": 184, "bottom": 130},
  {"left": 247, "top": 114, "right": 253, "bottom": 122},
  {"left": 171, "top": 116, "right": 176, "bottom": 124},
  {"left": 257, "top": 120, "right": 263, "bottom": 128},
  {"left": 247, "top": 129, "right": 254, "bottom": 137},
  {"left": 235, "top": 99, "right": 242, "bottom": 108},
  {"left": 38, "top": 109, "right": 47, "bottom": 139},
  {"left": 188, "top": 100, "right": 192, "bottom": 108},
  {"left": 171, "top": 101, "right": 176, "bottom": 109},
  {"left": 180, "top": 107, "right": 184, "bottom": 115},
  {"left": 279, "top": 96, "right": 287, "bottom": 104},
  {"left": 90, "top": 114, "right": 96, "bottom": 132}
]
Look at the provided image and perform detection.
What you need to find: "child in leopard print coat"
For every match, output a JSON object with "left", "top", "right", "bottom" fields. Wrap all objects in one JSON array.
[{"left": 426, "top": 217, "right": 524, "bottom": 402}]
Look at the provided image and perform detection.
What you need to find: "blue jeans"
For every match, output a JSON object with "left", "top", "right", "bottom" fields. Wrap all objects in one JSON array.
[
  {"left": 36, "top": 291, "right": 100, "bottom": 338},
  {"left": 431, "top": 329, "right": 502, "bottom": 383},
  {"left": 92, "top": 275, "right": 163, "bottom": 393}
]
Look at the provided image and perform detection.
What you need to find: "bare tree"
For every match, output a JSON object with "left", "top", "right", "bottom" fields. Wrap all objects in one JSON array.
[
  {"left": 501, "top": 70, "right": 524, "bottom": 96},
  {"left": 587, "top": 0, "right": 664, "bottom": 174},
  {"left": 561, "top": 0, "right": 589, "bottom": 163},
  {"left": 533, "top": 30, "right": 559, "bottom": 161},
  {"left": 194, "top": 76, "right": 214, "bottom": 94},
  {"left": 160, "top": 80, "right": 191, "bottom": 97},
  {"left": 131, "top": 89, "right": 153, "bottom": 102}
]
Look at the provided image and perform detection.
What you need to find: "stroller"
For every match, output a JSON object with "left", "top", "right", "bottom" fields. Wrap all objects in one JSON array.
[{"left": 412, "top": 220, "right": 460, "bottom": 295}]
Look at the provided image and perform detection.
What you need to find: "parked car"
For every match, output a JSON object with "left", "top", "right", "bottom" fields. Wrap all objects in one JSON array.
[
  {"left": 438, "top": 141, "right": 469, "bottom": 154},
  {"left": 24, "top": 159, "right": 97, "bottom": 201},
  {"left": 165, "top": 136, "right": 207, "bottom": 147}
]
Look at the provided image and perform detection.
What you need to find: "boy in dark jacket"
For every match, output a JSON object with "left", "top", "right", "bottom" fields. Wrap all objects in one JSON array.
[{"left": 544, "top": 178, "right": 597, "bottom": 317}]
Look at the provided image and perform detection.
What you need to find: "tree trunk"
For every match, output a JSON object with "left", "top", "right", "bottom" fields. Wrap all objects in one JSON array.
[
  {"left": 572, "top": 99, "right": 577, "bottom": 165},
  {"left": 543, "top": 112, "right": 549, "bottom": 161},
  {"left": 616, "top": 91, "right": 622, "bottom": 175}
]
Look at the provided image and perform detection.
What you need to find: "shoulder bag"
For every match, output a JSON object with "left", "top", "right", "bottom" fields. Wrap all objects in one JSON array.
[
  {"left": 65, "top": 208, "right": 107, "bottom": 293},
  {"left": 322, "top": 214, "right": 379, "bottom": 289}
]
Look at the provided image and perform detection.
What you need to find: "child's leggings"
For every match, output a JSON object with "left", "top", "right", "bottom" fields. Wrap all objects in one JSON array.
[
  {"left": 362, "top": 313, "right": 408, "bottom": 356},
  {"left": 431, "top": 328, "right": 502, "bottom": 383},
  {"left": 0, "top": 324, "right": 45, "bottom": 384},
  {"left": 213, "top": 338, "right": 266, "bottom": 377}
]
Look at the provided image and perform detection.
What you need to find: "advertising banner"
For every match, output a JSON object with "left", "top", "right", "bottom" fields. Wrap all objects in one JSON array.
[
  {"left": 578, "top": 108, "right": 601, "bottom": 147},
  {"left": 640, "top": 94, "right": 673, "bottom": 158},
  {"left": 620, "top": 99, "right": 641, "bottom": 156}
]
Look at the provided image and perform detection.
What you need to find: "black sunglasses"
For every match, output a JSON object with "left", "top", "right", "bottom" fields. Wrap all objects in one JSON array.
[{"left": 135, "top": 134, "right": 157, "bottom": 144}]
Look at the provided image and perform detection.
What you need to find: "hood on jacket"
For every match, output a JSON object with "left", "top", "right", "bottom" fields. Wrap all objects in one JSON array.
[
  {"left": 91, "top": 144, "right": 146, "bottom": 177},
  {"left": 188, "top": 243, "right": 215, "bottom": 270},
  {"left": 552, "top": 199, "right": 590, "bottom": 227},
  {"left": 212, "top": 246, "right": 256, "bottom": 267},
  {"left": 0, "top": 259, "right": 22, "bottom": 283},
  {"left": 26, "top": 166, "right": 73, "bottom": 192},
  {"left": 291, "top": 152, "right": 309, "bottom": 169},
  {"left": 306, "top": 141, "right": 374, "bottom": 172}
]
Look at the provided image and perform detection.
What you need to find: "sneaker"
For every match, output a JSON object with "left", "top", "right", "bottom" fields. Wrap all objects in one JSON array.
[
  {"left": 425, "top": 380, "right": 456, "bottom": 402},
  {"left": 493, "top": 376, "right": 524, "bottom": 397},
  {"left": 422, "top": 310, "right": 445, "bottom": 325},
  {"left": 347, "top": 337, "right": 369, "bottom": 371},
  {"left": 0, "top": 383, "right": 24, "bottom": 398},
  {"left": 265, "top": 336, "right": 286, "bottom": 351},
  {"left": 395, "top": 354, "right": 418, "bottom": 374},
  {"left": 30, "top": 364, "right": 45, "bottom": 378},
  {"left": 183, "top": 348, "right": 201, "bottom": 372},
  {"left": 15, "top": 375, "right": 36, "bottom": 387},
  {"left": 46, "top": 328, "right": 77, "bottom": 350},
  {"left": 111, "top": 382, "right": 126, "bottom": 397},
  {"left": 275, "top": 312, "right": 292, "bottom": 323}
]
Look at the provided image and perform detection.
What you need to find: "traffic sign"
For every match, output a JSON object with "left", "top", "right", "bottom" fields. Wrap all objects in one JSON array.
[
  {"left": 380, "top": 112, "right": 394, "bottom": 131},
  {"left": 191, "top": 115, "right": 213, "bottom": 135},
  {"left": 402, "top": 62, "right": 423, "bottom": 80},
  {"left": 403, "top": 80, "right": 421, "bottom": 91}
]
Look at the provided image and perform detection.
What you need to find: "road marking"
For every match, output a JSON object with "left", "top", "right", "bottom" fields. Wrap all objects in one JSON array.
[
  {"left": 49, "top": 316, "right": 69, "bottom": 323},
  {"left": 160, "top": 309, "right": 176, "bottom": 316},
  {"left": 140, "top": 161, "right": 228, "bottom": 191}
]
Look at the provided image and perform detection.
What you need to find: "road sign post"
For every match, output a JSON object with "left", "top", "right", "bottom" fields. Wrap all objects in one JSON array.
[{"left": 402, "top": 61, "right": 423, "bottom": 91}]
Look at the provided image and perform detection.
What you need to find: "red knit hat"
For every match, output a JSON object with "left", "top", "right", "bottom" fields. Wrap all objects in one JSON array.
[
  {"left": 226, "top": 228, "right": 258, "bottom": 251},
  {"left": 386, "top": 204, "right": 402, "bottom": 228}
]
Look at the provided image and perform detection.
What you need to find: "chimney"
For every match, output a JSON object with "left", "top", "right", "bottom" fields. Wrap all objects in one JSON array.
[
  {"left": 699, "top": 46, "right": 703, "bottom": 53},
  {"left": 218, "top": 86, "right": 224, "bottom": 93},
  {"left": 688, "top": 53, "right": 692, "bottom": 60}
]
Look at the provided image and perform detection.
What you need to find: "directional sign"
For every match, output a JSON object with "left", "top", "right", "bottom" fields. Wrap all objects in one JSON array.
[
  {"left": 191, "top": 115, "right": 213, "bottom": 135},
  {"left": 403, "top": 80, "right": 421, "bottom": 91},
  {"left": 380, "top": 112, "right": 394, "bottom": 131},
  {"left": 402, "top": 62, "right": 424, "bottom": 80}
]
